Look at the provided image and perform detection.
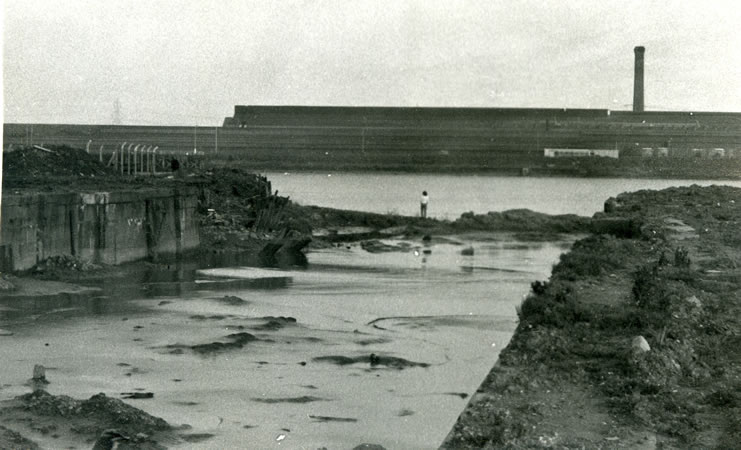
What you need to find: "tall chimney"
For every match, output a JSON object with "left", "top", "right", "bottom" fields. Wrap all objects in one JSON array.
[{"left": 633, "top": 46, "right": 645, "bottom": 112}]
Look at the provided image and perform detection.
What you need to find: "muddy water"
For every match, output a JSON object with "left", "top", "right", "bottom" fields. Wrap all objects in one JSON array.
[{"left": 0, "top": 236, "right": 573, "bottom": 449}]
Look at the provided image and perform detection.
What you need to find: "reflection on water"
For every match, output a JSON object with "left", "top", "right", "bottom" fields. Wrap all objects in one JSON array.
[
  {"left": 0, "top": 253, "right": 299, "bottom": 321},
  {"left": 0, "top": 236, "right": 574, "bottom": 449}
]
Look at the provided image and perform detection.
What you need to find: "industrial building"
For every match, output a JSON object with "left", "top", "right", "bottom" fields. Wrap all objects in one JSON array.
[{"left": 4, "top": 47, "right": 741, "bottom": 172}]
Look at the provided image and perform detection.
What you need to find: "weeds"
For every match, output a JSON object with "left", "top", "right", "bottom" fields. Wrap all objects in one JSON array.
[
  {"left": 674, "top": 246, "right": 691, "bottom": 268},
  {"left": 518, "top": 282, "right": 591, "bottom": 328},
  {"left": 632, "top": 263, "right": 671, "bottom": 311},
  {"left": 551, "top": 235, "right": 635, "bottom": 280}
]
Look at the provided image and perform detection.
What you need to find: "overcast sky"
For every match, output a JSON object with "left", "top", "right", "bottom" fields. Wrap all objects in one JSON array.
[{"left": 2, "top": 0, "right": 740, "bottom": 126}]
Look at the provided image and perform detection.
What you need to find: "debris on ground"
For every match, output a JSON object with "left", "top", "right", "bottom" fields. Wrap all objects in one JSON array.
[
  {"left": 0, "top": 390, "right": 177, "bottom": 449},
  {"left": 3, "top": 145, "right": 117, "bottom": 179},
  {"left": 0, "top": 273, "right": 17, "bottom": 291},
  {"left": 33, "top": 255, "right": 101, "bottom": 273}
]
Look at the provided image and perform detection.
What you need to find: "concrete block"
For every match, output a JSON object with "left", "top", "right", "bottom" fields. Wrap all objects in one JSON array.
[{"left": 0, "top": 188, "right": 200, "bottom": 271}]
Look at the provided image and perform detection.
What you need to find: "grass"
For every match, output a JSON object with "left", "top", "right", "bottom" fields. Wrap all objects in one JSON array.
[
  {"left": 511, "top": 229, "right": 737, "bottom": 444},
  {"left": 550, "top": 234, "right": 635, "bottom": 280}
]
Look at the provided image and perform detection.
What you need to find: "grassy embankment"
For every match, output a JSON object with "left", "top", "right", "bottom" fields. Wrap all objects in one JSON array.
[{"left": 443, "top": 185, "right": 741, "bottom": 448}]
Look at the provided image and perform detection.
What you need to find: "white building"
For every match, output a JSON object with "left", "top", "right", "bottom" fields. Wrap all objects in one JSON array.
[{"left": 543, "top": 148, "right": 619, "bottom": 159}]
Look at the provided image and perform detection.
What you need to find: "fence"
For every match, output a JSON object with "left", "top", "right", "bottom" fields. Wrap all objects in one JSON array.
[{"left": 90, "top": 141, "right": 207, "bottom": 175}]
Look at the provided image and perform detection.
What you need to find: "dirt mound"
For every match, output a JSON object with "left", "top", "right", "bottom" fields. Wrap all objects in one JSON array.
[
  {"left": 452, "top": 209, "right": 592, "bottom": 233},
  {"left": 16, "top": 390, "right": 170, "bottom": 433},
  {"left": 0, "top": 390, "right": 174, "bottom": 449},
  {"left": 3, "top": 145, "right": 116, "bottom": 178},
  {"left": 0, "top": 425, "right": 39, "bottom": 449},
  {"left": 165, "top": 331, "right": 259, "bottom": 355}
]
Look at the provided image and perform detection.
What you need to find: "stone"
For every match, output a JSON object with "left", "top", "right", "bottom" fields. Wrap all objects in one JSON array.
[
  {"left": 32, "top": 364, "right": 47, "bottom": 381},
  {"left": 461, "top": 246, "right": 474, "bottom": 256},
  {"left": 604, "top": 198, "right": 619, "bottom": 213},
  {"left": 0, "top": 276, "right": 16, "bottom": 291},
  {"left": 632, "top": 336, "right": 650, "bottom": 353},
  {"left": 92, "top": 430, "right": 130, "bottom": 450},
  {"left": 685, "top": 295, "right": 702, "bottom": 309}
]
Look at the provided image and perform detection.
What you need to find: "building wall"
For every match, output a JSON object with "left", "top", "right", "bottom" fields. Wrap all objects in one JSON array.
[
  {"left": 4, "top": 107, "right": 740, "bottom": 171},
  {"left": 229, "top": 105, "right": 610, "bottom": 128},
  {"left": 0, "top": 188, "right": 200, "bottom": 272}
]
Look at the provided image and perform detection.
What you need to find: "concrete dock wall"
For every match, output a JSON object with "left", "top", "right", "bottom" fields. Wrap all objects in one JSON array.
[{"left": 0, "top": 188, "right": 200, "bottom": 272}]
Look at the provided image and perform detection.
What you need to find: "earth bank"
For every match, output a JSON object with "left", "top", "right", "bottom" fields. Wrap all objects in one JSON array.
[{"left": 442, "top": 185, "right": 741, "bottom": 449}]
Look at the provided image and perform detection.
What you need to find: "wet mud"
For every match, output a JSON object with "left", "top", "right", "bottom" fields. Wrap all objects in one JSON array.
[
  {"left": 1, "top": 231, "right": 572, "bottom": 448},
  {"left": 312, "top": 354, "right": 431, "bottom": 370},
  {"left": 251, "top": 396, "right": 327, "bottom": 404},
  {"left": 164, "top": 332, "right": 259, "bottom": 355},
  {"left": 309, "top": 415, "right": 358, "bottom": 423}
]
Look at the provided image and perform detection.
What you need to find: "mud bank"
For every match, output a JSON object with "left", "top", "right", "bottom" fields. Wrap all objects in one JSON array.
[
  {"left": 443, "top": 185, "right": 741, "bottom": 448},
  {"left": 0, "top": 389, "right": 182, "bottom": 449},
  {"left": 296, "top": 204, "right": 593, "bottom": 246}
]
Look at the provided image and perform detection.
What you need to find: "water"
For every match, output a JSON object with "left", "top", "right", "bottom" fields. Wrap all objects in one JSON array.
[
  {"left": 0, "top": 237, "right": 572, "bottom": 449},
  {"left": 266, "top": 172, "right": 741, "bottom": 218},
  {"left": 5, "top": 173, "right": 734, "bottom": 448}
]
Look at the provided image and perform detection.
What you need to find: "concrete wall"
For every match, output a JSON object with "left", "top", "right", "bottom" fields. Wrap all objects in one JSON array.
[{"left": 0, "top": 188, "right": 200, "bottom": 272}]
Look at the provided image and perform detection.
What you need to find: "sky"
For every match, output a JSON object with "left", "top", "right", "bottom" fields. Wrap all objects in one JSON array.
[{"left": 2, "top": 0, "right": 740, "bottom": 126}]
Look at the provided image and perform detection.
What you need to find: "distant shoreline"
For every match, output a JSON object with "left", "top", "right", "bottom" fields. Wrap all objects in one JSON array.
[{"left": 255, "top": 167, "right": 741, "bottom": 181}]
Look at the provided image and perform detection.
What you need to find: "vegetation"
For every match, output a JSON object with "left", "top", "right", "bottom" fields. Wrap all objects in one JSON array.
[{"left": 445, "top": 185, "right": 741, "bottom": 448}]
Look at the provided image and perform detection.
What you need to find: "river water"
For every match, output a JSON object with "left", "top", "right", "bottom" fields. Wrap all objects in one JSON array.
[
  {"left": 266, "top": 172, "right": 741, "bottom": 218},
  {"left": 2, "top": 174, "right": 738, "bottom": 449}
]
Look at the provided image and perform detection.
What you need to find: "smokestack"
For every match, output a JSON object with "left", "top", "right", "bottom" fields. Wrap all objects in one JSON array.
[{"left": 633, "top": 46, "right": 645, "bottom": 112}]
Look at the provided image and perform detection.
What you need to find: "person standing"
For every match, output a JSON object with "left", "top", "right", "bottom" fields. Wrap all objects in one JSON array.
[{"left": 420, "top": 191, "right": 429, "bottom": 218}]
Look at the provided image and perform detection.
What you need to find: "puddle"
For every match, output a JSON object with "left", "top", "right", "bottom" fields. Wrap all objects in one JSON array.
[{"left": 0, "top": 235, "right": 574, "bottom": 449}]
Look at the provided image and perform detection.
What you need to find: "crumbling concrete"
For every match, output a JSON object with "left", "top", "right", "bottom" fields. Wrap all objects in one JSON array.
[{"left": 0, "top": 188, "right": 200, "bottom": 271}]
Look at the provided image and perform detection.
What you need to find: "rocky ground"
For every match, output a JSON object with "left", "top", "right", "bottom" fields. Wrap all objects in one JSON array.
[{"left": 442, "top": 185, "right": 741, "bottom": 449}]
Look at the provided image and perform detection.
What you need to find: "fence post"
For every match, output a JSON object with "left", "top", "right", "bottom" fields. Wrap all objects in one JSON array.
[
  {"left": 140, "top": 145, "right": 145, "bottom": 173},
  {"left": 99, "top": 145, "right": 104, "bottom": 162},
  {"left": 127, "top": 143, "right": 134, "bottom": 175},
  {"left": 152, "top": 147, "right": 158, "bottom": 174},
  {"left": 119, "top": 142, "right": 126, "bottom": 170}
]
